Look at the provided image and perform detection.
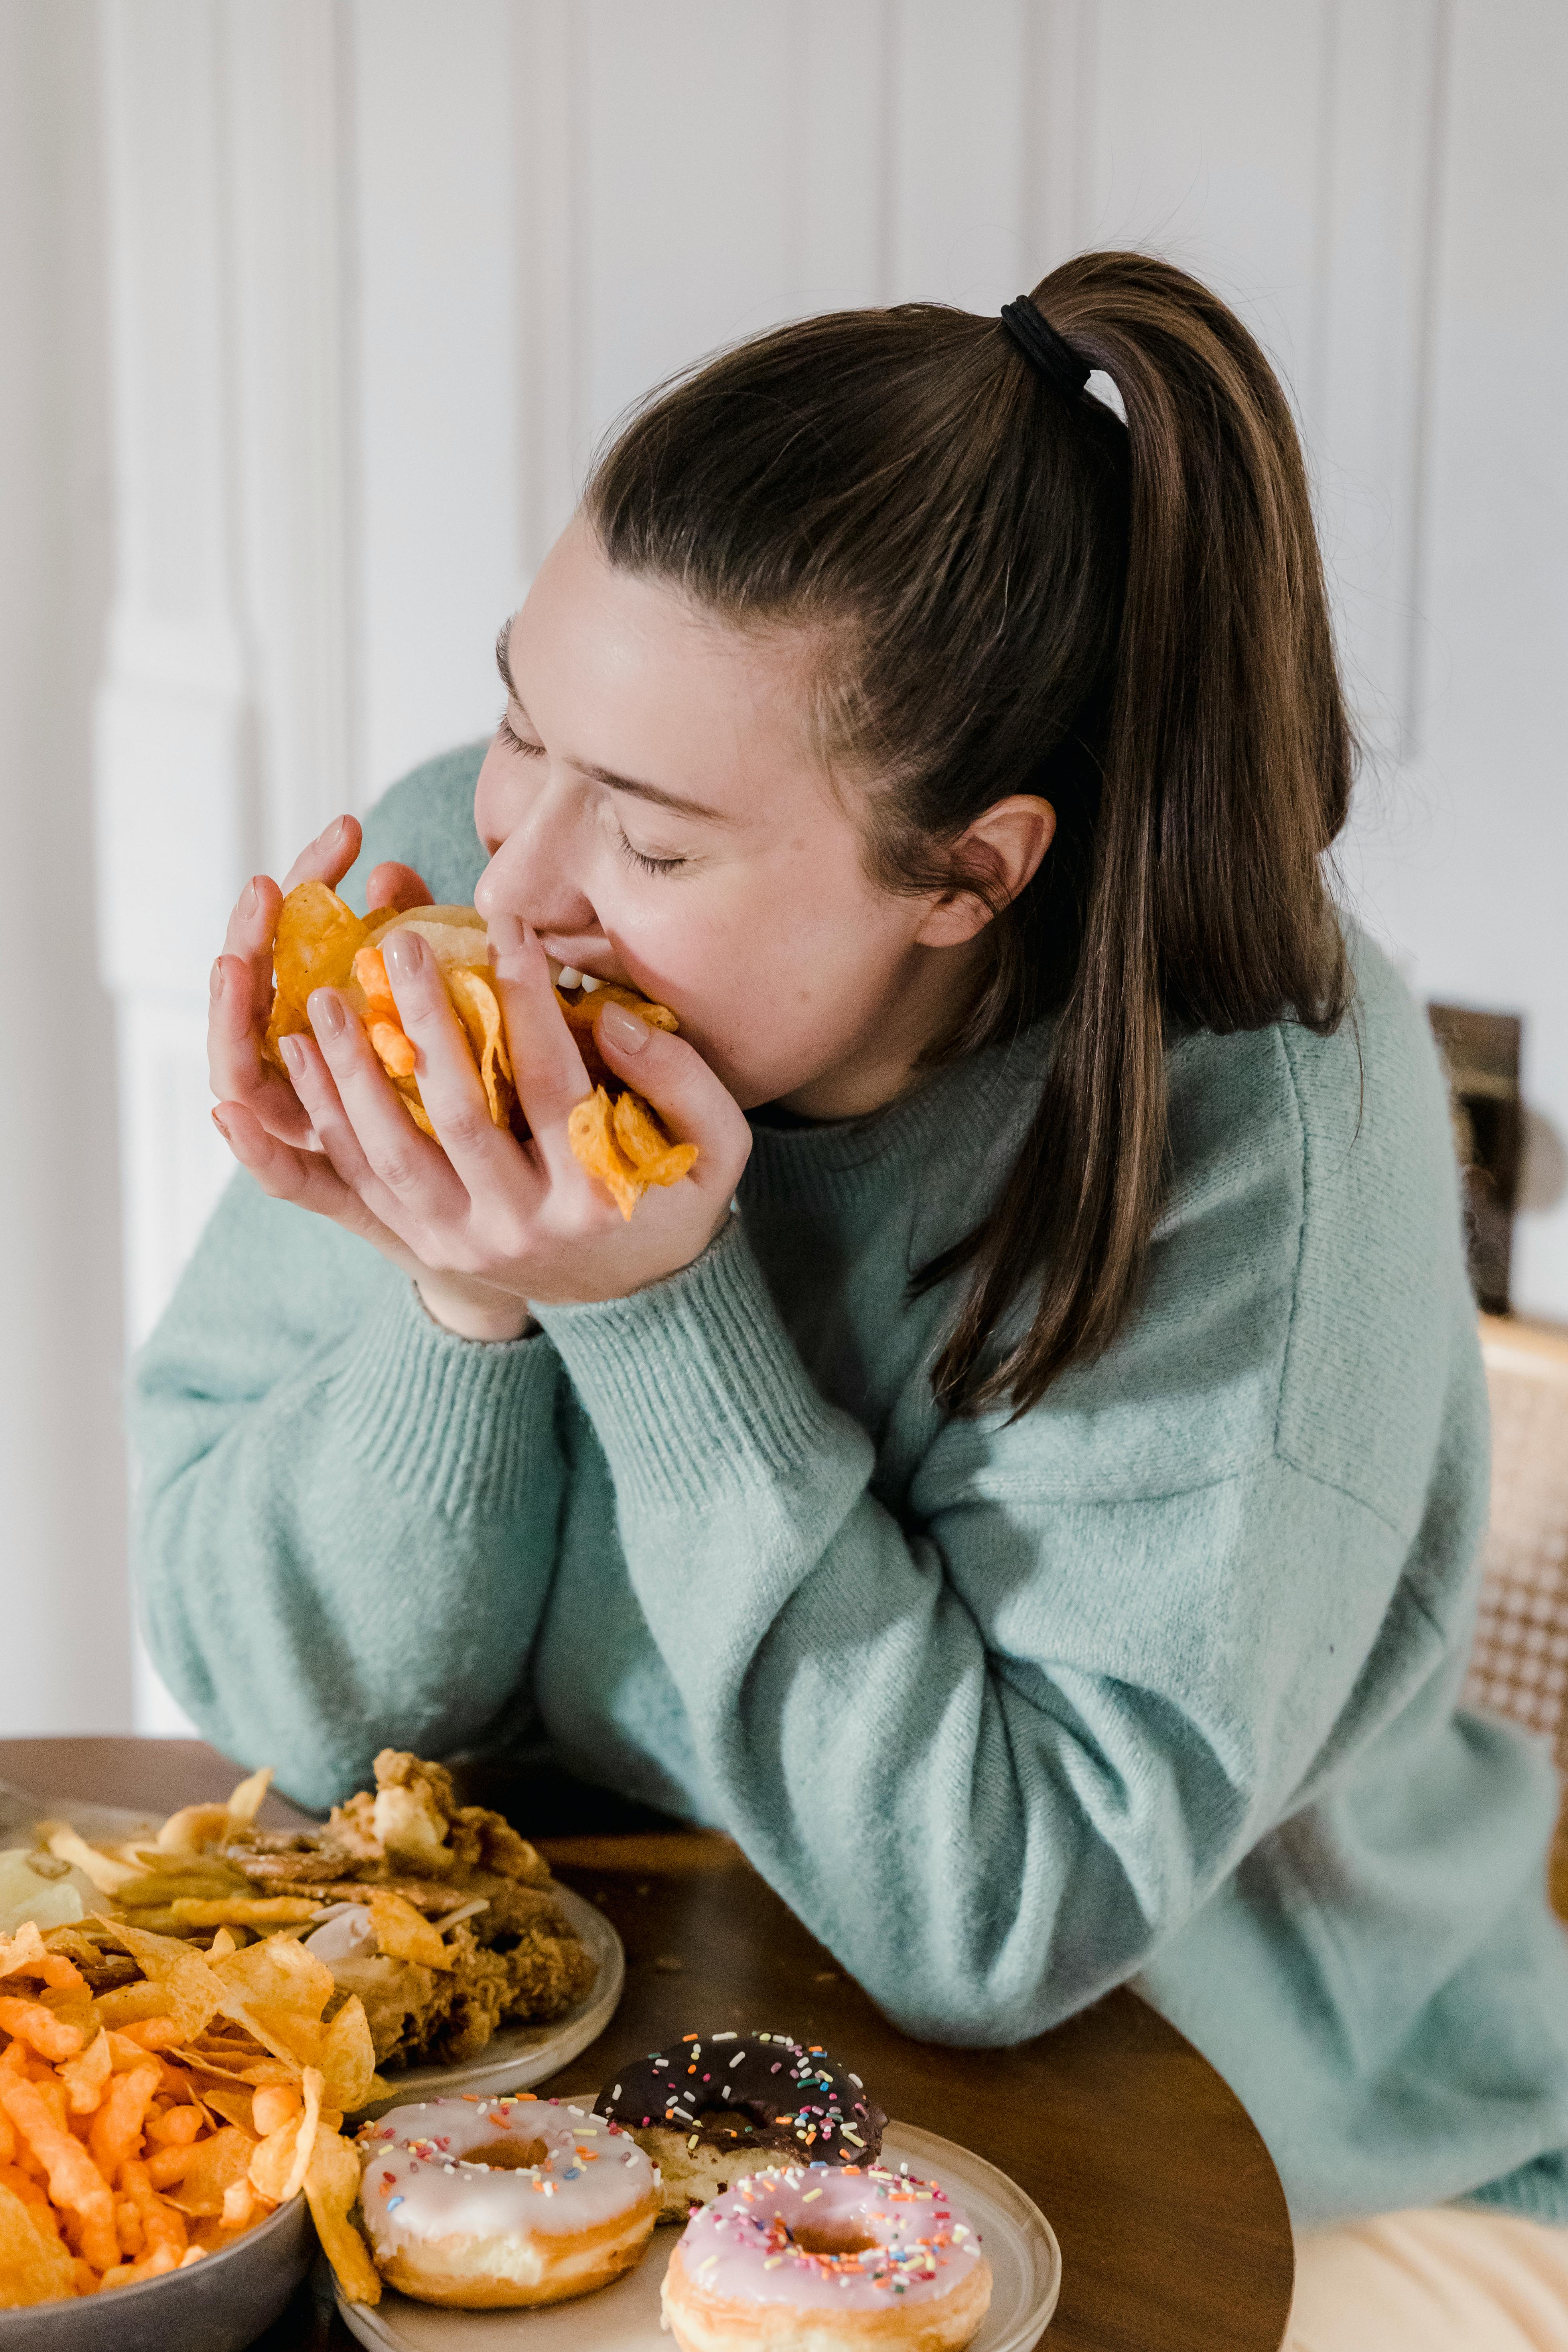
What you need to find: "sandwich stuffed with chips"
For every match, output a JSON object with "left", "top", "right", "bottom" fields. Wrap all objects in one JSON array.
[{"left": 264, "top": 882, "right": 697, "bottom": 1219}]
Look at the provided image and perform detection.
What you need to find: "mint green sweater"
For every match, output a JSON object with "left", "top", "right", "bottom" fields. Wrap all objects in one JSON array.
[{"left": 135, "top": 746, "right": 1568, "bottom": 2228}]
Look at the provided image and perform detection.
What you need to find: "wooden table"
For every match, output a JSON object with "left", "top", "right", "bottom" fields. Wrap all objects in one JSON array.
[{"left": 0, "top": 1738, "right": 1294, "bottom": 2351}]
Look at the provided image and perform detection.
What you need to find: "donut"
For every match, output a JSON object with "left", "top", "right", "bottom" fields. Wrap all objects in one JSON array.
[
  {"left": 597, "top": 2032, "right": 887, "bottom": 2219},
  {"left": 662, "top": 2163, "right": 992, "bottom": 2352},
  {"left": 356, "top": 2093, "right": 658, "bottom": 2307}
]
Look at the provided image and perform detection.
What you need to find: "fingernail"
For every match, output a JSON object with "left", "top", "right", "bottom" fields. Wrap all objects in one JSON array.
[
  {"left": 279, "top": 1032, "right": 306, "bottom": 1077},
  {"left": 599, "top": 998, "right": 649, "bottom": 1052},
  {"left": 210, "top": 958, "right": 225, "bottom": 1001},
  {"left": 211, "top": 1109, "right": 231, "bottom": 1142},
  {"left": 308, "top": 988, "right": 345, "bottom": 1040},
  {"left": 240, "top": 878, "right": 260, "bottom": 917},
  {"left": 383, "top": 928, "right": 425, "bottom": 981},
  {"left": 487, "top": 913, "right": 525, "bottom": 961}
]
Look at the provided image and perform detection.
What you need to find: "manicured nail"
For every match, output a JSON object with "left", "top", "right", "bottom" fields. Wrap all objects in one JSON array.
[
  {"left": 487, "top": 913, "right": 526, "bottom": 961},
  {"left": 279, "top": 1033, "right": 306, "bottom": 1078},
  {"left": 210, "top": 958, "right": 225, "bottom": 1001},
  {"left": 308, "top": 987, "right": 345, "bottom": 1040},
  {"left": 211, "top": 1109, "right": 231, "bottom": 1142},
  {"left": 383, "top": 928, "right": 425, "bottom": 982},
  {"left": 240, "top": 878, "right": 260, "bottom": 917},
  {"left": 599, "top": 998, "right": 649, "bottom": 1052}
]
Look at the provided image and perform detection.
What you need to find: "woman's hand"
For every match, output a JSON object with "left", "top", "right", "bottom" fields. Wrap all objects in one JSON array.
[{"left": 209, "top": 842, "right": 751, "bottom": 1336}]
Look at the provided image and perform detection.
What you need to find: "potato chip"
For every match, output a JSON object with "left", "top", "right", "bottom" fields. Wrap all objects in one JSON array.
[
  {"left": 316, "top": 1996, "right": 375, "bottom": 2115},
  {"left": 164, "top": 2127, "right": 259, "bottom": 2219},
  {"left": 612, "top": 1088, "right": 699, "bottom": 1186},
  {"left": 103, "top": 1924, "right": 223, "bottom": 2042},
  {"left": 209, "top": 1935, "right": 333, "bottom": 2072},
  {"left": 264, "top": 883, "right": 367, "bottom": 1064},
  {"left": 304, "top": 2124, "right": 380, "bottom": 2305},
  {"left": 447, "top": 966, "right": 516, "bottom": 1125},
  {"left": 0, "top": 2178, "right": 75, "bottom": 2307},
  {"left": 567, "top": 1087, "right": 646, "bottom": 1218},
  {"left": 156, "top": 1804, "right": 233, "bottom": 1859},
  {"left": 364, "top": 1889, "right": 450, "bottom": 1971},
  {"left": 211, "top": 1934, "right": 333, "bottom": 2022},
  {"left": 349, "top": 936, "right": 516, "bottom": 1130},
  {"left": 226, "top": 1766, "right": 275, "bottom": 1827},
  {"left": 93, "top": 1982, "right": 175, "bottom": 2030},
  {"left": 247, "top": 2068, "right": 321, "bottom": 2207}
]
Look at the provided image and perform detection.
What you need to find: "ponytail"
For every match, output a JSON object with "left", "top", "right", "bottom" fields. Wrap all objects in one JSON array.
[{"left": 588, "top": 251, "right": 1353, "bottom": 1416}]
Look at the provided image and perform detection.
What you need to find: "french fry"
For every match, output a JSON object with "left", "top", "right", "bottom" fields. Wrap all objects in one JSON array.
[
  {"left": 168, "top": 1897, "right": 322, "bottom": 1929},
  {"left": 41, "top": 1826, "right": 141, "bottom": 1896}
]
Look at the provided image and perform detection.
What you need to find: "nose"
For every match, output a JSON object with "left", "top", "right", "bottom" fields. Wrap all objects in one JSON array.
[{"left": 474, "top": 789, "right": 598, "bottom": 936}]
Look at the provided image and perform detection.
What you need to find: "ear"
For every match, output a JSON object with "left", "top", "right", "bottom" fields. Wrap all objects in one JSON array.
[{"left": 914, "top": 795, "right": 1057, "bottom": 948}]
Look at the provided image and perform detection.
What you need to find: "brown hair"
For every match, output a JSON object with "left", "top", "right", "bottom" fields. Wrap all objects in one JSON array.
[{"left": 586, "top": 251, "right": 1353, "bottom": 1415}]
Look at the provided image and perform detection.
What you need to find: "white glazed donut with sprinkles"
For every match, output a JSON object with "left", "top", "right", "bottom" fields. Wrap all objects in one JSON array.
[
  {"left": 662, "top": 2162, "right": 993, "bottom": 2352},
  {"left": 356, "top": 2094, "right": 658, "bottom": 2307}
]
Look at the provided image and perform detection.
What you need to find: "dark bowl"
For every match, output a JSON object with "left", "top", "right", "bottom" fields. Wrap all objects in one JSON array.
[{"left": 0, "top": 2193, "right": 313, "bottom": 2352}]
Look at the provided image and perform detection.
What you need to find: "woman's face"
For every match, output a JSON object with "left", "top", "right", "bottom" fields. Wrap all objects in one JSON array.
[{"left": 473, "top": 519, "right": 995, "bottom": 1117}]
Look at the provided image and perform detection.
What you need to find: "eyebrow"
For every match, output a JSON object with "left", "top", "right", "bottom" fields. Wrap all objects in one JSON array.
[{"left": 494, "top": 617, "right": 733, "bottom": 825}]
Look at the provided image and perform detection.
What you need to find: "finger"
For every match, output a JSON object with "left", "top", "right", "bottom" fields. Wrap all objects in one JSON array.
[
  {"left": 211, "top": 1098, "right": 414, "bottom": 1268},
  {"left": 380, "top": 927, "right": 537, "bottom": 1197},
  {"left": 487, "top": 917, "right": 594, "bottom": 1170},
  {"left": 306, "top": 985, "right": 469, "bottom": 1220},
  {"left": 208, "top": 951, "right": 316, "bottom": 1148},
  {"left": 593, "top": 1000, "right": 752, "bottom": 1196},
  {"left": 365, "top": 861, "right": 435, "bottom": 914},
  {"left": 276, "top": 1031, "right": 411, "bottom": 1229},
  {"left": 280, "top": 813, "right": 361, "bottom": 895}
]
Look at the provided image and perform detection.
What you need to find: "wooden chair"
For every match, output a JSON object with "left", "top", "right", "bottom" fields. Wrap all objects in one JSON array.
[{"left": 1463, "top": 1316, "right": 1568, "bottom": 1920}]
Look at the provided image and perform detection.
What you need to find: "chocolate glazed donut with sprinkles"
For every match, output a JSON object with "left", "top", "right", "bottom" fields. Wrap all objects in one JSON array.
[{"left": 596, "top": 2033, "right": 888, "bottom": 2220}]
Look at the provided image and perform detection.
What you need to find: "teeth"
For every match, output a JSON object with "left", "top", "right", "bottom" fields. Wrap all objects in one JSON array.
[
  {"left": 579, "top": 973, "right": 602, "bottom": 992},
  {"left": 556, "top": 967, "right": 583, "bottom": 990}
]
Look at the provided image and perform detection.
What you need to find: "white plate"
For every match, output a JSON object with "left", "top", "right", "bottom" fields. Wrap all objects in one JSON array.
[
  {"left": 0, "top": 1787, "right": 625, "bottom": 2122},
  {"left": 335, "top": 2117, "right": 1061, "bottom": 2351},
  {"left": 355, "top": 1888, "right": 625, "bottom": 2118}
]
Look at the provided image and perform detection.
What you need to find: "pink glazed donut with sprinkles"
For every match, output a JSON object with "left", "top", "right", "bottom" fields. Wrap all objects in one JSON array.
[
  {"left": 356, "top": 2094, "right": 658, "bottom": 2307},
  {"left": 662, "top": 2162, "right": 992, "bottom": 2352}
]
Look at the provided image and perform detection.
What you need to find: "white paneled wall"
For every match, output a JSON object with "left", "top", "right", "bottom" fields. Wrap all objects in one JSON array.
[
  {"left": 77, "top": 0, "right": 1568, "bottom": 1728},
  {"left": 0, "top": 0, "right": 129, "bottom": 1732}
]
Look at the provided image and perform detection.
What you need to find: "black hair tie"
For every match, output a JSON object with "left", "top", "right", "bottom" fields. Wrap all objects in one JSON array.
[{"left": 999, "top": 296, "right": 1091, "bottom": 399}]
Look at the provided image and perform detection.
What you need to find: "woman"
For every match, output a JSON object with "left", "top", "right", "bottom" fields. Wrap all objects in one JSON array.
[{"left": 138, "top": 253, "right": 1568, "bottom": 2341}]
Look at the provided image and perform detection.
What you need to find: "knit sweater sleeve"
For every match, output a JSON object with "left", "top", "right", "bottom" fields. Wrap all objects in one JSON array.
[
  {"left": 133, "top": 1176, "right": 567, "bottom": 1804},
  {"left": 132, "top": 742, "right": 562, "bottom": 1805},
  {"left": 532, "top": 1205, "right": 1450, "bottom": 2046}
]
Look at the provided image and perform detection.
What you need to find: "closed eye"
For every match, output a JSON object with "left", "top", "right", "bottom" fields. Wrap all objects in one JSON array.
[
  {"left": 497, "top": 714, "right": 543, "bottom": 756},
  {"left": 615, "top": 828, "right": 688, "bottom": 877}
]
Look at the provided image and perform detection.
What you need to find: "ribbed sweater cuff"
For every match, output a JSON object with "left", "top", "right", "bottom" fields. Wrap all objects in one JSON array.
[
  {"left": 327, "top": 1279, "right": 557, "bottom": 1521},
  {"left": 533, "top": 1219, "right": 840, "bottom": 1514}
]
